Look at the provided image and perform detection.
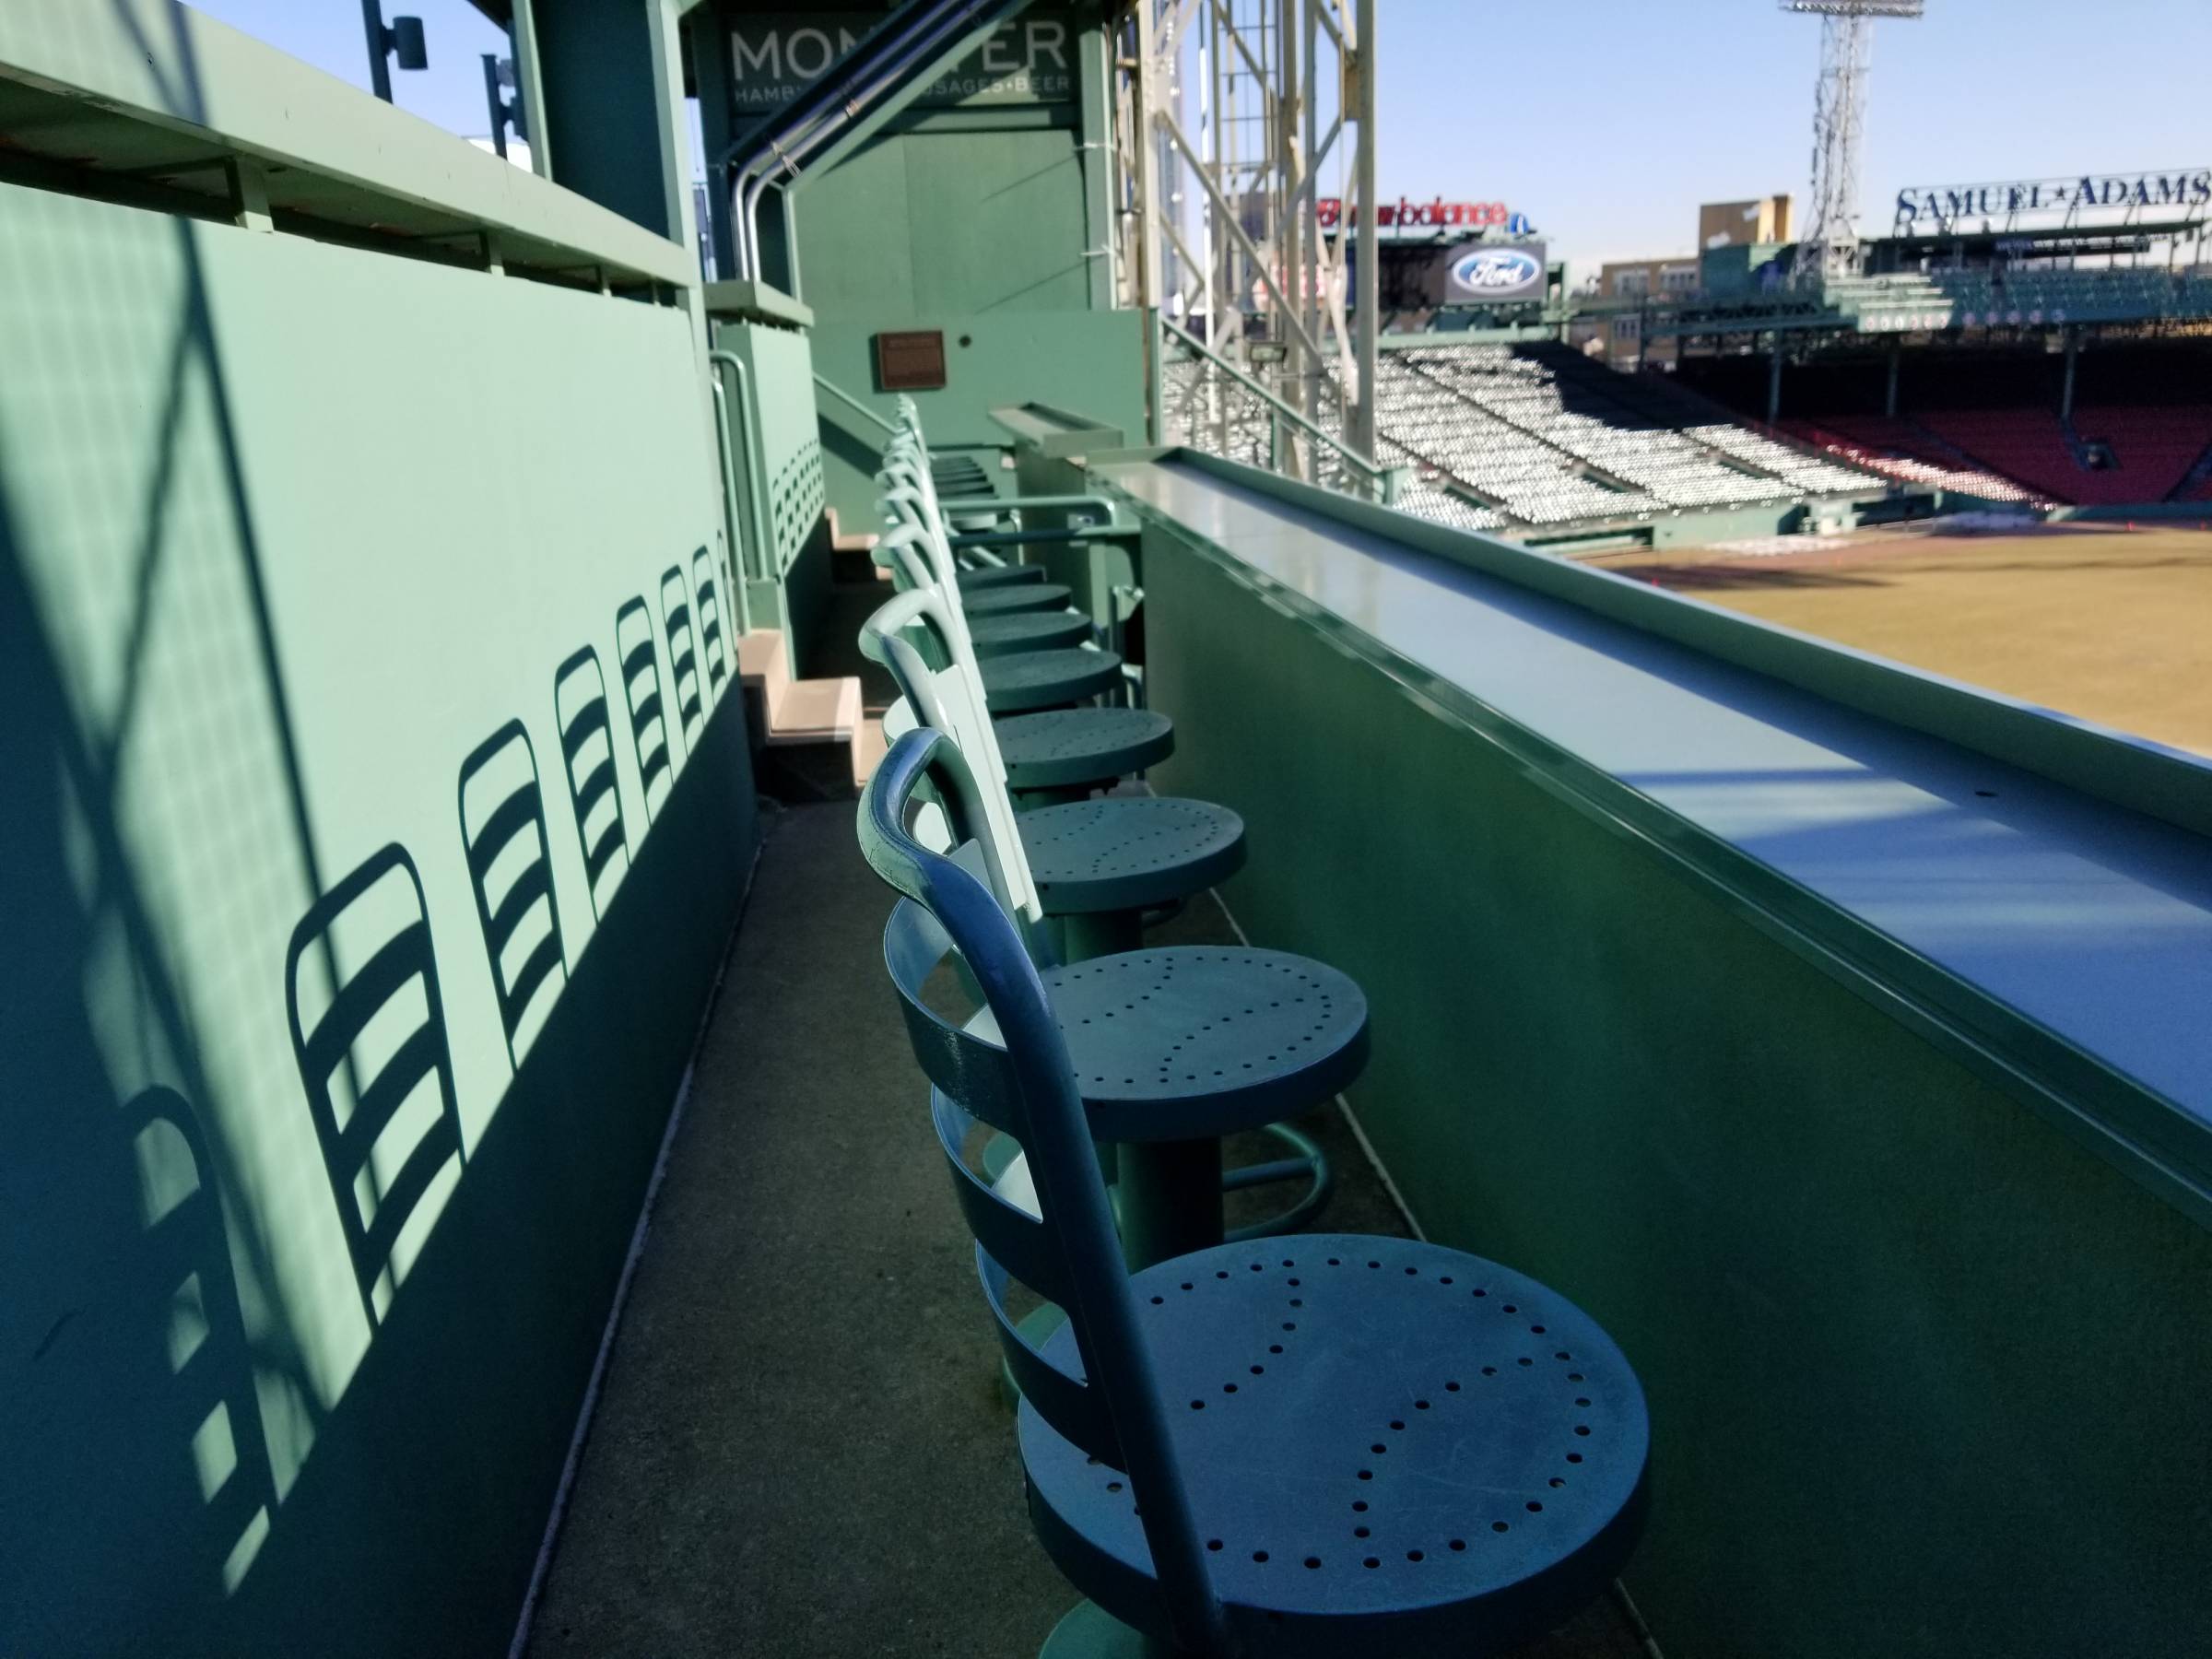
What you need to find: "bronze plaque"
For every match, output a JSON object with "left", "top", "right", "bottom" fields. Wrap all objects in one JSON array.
[{"left": 875, "top": 330, "right": 947, "bottom": 392}]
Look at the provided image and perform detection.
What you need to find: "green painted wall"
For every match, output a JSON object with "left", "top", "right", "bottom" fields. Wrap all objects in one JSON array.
[
  {"left": 0, "top": 177, "right": 755, "bottom": 1655},
  {"left": 797, "top": 114, "right": 1094, "bottom": 316},
  {"left": 700, "top": 4, "right": 1112, "bottom": 307},
  {"left": 712, "top": 311, "right": 832, "bottom": 667},
  {"left": 1139, "top": 521, "right": 2212, "bottom": 1659}
]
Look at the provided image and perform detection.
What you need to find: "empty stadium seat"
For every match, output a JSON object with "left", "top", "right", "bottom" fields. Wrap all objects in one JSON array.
[{"left": 1165, "top": 340, "right": 1884, "bottom": 535}]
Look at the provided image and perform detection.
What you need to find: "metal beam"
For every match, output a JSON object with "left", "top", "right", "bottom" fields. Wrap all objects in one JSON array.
[
  {"left": 1159, "top": 108, "right": 1325, "bottom": 365},
  {"left": 1349, "top": 0, "right": 1377, "bottom": 463}
]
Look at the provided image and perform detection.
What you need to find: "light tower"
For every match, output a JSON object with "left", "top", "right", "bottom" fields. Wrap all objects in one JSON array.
[
  {"left": 1113, "top": 0, "right": 1380, "bottom": 478},
  {"left": 1783, "top": 1, "right": 1924, "bottom": 277}
]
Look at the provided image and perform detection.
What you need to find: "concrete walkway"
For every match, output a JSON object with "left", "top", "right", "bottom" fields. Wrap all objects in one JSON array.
[{"left": 525, "top": 802, "right": 1652, "bottom": 1658}]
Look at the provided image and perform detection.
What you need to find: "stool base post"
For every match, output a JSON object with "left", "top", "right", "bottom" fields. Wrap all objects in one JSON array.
[
  {"left": 1040, "top": 1599, "right": 1189, "bottom": 1659},
  {"left": 1057, "top": 908, "right": 1144, "bottom": 963},
  {"left": 1114, "top": 1136, "right": 1223, "bottom": 1270}
]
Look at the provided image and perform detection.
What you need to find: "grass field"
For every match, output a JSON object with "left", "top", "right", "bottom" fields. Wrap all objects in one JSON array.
[{"left": 1589, "top": 520, "right": 2212, "bottom": 757}]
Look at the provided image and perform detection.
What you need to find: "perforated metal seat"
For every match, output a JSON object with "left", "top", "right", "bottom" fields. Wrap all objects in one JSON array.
[
  {"left": 966, "top": 581, "right": 1076, "bottom": 617},
  {"left": 1037, "top": 948, "right": 1366, "bottom": 1142},
  {"left": 959, "top": 562, "right": 1048, "bottom": 590},
  {"left": 981, "top": 648, "right": 1124, "bottom": 712},
  {"left": 969, "top": 608, "right": 1094, "bottom": 659},
  {"left": 1020, "top": 1237, "right": 1649, "bottom": 1659},
  {"left": 996, "top": 707, "right": 1175, "bottom": 793},
  {"left": 960, "top": 946, "right": 1363, "bottom": 1264},
  {"left": 1022, "top": 798, "right": 1243, "bottom": 916}
]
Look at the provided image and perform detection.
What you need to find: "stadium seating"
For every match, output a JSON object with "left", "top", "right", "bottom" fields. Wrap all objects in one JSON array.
[
  {"left": 1936, "top": 267, "right": 2212, "bottom": 327},
  {"left": 1389, "top": 475, "right": 1509, "bottom": 533},
  {"left": 1779, "top": 417, "right": 2041, "bottom": 504},
  {"left": 1914, "top": 410, "right": 2088, "bottom": 504},
  {"left": 1376, "top": 351, "right": 1663, "bottom": 524},
  {"left": 1830, "top": 266, "right": 2212, "bottom": 329},
  {"left": 1404, "top": 345, "right": 1807, "bottom": 513},
  {"left": 2069, "top": 406, "right": 2212, "bottom": 503},
  {"left": 1164, "top": 339, "right": 1884, "bottom": 534}
]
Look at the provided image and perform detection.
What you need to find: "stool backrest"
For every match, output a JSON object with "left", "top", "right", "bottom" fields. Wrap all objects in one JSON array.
[
  {"left": 858, "top": 587, "right": 1042, "bottom": 925},
  {"left": 859, "top": 728, "right": 1225, "bottom": 1653}
]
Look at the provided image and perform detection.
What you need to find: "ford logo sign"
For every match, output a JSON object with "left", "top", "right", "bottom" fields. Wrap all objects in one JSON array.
[{"left": 1452, "top": 248, "right": 1541, "bottom": 292}]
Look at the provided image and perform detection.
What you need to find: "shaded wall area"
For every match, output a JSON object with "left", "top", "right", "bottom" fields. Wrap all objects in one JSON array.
[
  {"left": 1682, "top": 339, "right": 2212, "bottom": 417},
  {"left": 1138, "top": 520, "right": 2212, "bottom": 1659},
  {"left": 0, "top": 156, "right": 754, "bottom": 1656}
]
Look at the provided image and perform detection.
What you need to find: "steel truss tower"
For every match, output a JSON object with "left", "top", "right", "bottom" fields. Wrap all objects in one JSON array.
[
  {"left": 1112, "top": 0, "right": 1380, "bottom": 482},
  {"left": 1783, "top": 1, "right": 1923, "bottom": 278}
]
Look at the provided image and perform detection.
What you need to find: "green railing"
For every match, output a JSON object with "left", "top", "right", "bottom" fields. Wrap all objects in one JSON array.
[{"left": 813, "top": 370, "right": 901, "bottom": 437}]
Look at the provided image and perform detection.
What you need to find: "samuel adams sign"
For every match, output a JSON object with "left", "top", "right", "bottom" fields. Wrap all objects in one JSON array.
[
  {"left": 1893, "top": 168, "right": 2212, "bottom": 232},
  {"left": 727, "top": 12, "right": 1077, "bottom": 113}
]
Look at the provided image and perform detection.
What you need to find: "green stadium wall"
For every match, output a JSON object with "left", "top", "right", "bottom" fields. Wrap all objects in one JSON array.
[{"left": 0, "top": 86, "right": 756, "bottom": 1659}]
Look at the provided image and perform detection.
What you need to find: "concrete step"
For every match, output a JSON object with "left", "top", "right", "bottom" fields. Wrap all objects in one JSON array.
[
  {"left": 826, "top": 508, "right": 889, "bottom": 583},
  {"left": 736, "top": 629, "right": 865, "bottom": 793}
]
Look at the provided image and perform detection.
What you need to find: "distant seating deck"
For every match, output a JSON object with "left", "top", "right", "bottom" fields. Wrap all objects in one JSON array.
[
  {"left": 1781, "top": 417, "right": 2044, "bottom": 505},
  {"left": 1163, "top": 340, "right": 1883, "bottom": 535},
  {"left": 1786, "top": 406, "right": 2212, "bottom": 508}
]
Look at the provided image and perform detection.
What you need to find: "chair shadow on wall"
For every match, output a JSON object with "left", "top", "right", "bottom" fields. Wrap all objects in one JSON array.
[
  {"left": 0, "top": 9, "right": 409, "bottom": 1634},
  {"left": 284, "top": 844, "right": 466, "bottom": 1329},
  {"left": 457, "top": 720, "right": 570, "bottom": 1069},
  {"left": 0, "top": 10, "right": 748, "bottom": 1649},
  {"left": 660, "top": 563, "right": 705, "bottom": 749},
  {"left": 554, "top": 646, "right": 632, "bottom": 922},
  {"left": 125, "top": 1085, "right": 281, "bottom": 1595},
  {"left": 616, "top": 595, "right": 677, "bottom": 821},
  {"left": 691, "top": 547, "right": 731, "bottom": 699}
]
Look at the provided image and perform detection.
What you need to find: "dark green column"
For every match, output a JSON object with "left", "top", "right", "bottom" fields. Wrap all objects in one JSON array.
[
  {"left": 529, "top": 0, "right": 682, "bottom": 239},
  {"left": 688, "top": 6, "right": 737, "bottom": 279}
]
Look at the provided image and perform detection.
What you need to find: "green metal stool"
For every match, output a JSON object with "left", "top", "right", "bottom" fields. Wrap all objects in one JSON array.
[
  {"left": 881, "top": 425, "right": 1176, "bottom": 791},
  {"left": 966, "top": 581, "right": 1076, "bottom": 618},
  {"left": 874, "top": 521, "right": 1126, "bottom": 714},
  {"left": 860, "top": 729, "right": 1651, "bottom": 1659},
  {"left": 859, "top": 595, "right": 1336, "bottom": 1265},
  {"left": 959, "top": 561, "right": 1048, "bottom": 591},
  {"left": 880, "top": 438, "right": 1168, "bottom": 796},
  {"left": 864, "top": 593, "right": 1239, "bottom": 965},
  {"left": 968, "top": 609, "right": 1095, "bottom": 657},
  {"left": 981, "top": 647, "right": 1124, "bottom": 712},
  {"left": 997, "top": 707, "right": 1176, "bottom": 801}
]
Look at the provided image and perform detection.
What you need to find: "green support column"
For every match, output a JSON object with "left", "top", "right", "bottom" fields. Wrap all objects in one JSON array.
[
  {"left": 688, "top": 7, "right": 736, "bottom": 278},
  {"left": 1115, "top": 1137, "right": 1225, "bottom": 1270},
  {"left": 2062, "top": 327, "right": 2079, "bottom": 421},
  {"left": 1077, "top": 21, "right": 1116, "bottom": 311},
  {"left": 1885, "top": 341, "right": 1901, "bottom": 418},
  {"left": 1768, "top": 331, "right": 1784, "bottom": 426},
  {"left": 509, "top": 0, "right": 553, "bottom": 177},
  {"left": 529, "top": 0, "right": 687, "bottom": 239}
]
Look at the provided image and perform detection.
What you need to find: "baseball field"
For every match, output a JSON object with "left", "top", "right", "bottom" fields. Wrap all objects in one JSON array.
[{"left": 1588, "top": 518, "right": 2212, "bottom": 757}]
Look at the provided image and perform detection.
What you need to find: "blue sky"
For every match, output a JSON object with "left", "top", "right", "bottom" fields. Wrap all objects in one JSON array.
[
  {"left": 192, "top": 0, "right": 2212, "bottom": 274},
  {"left": 185, "top": 1, "right": 512, "bottom": 135},
  {"left": 1371, "top": 0, "right": 2212, "bottom": 266}
]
